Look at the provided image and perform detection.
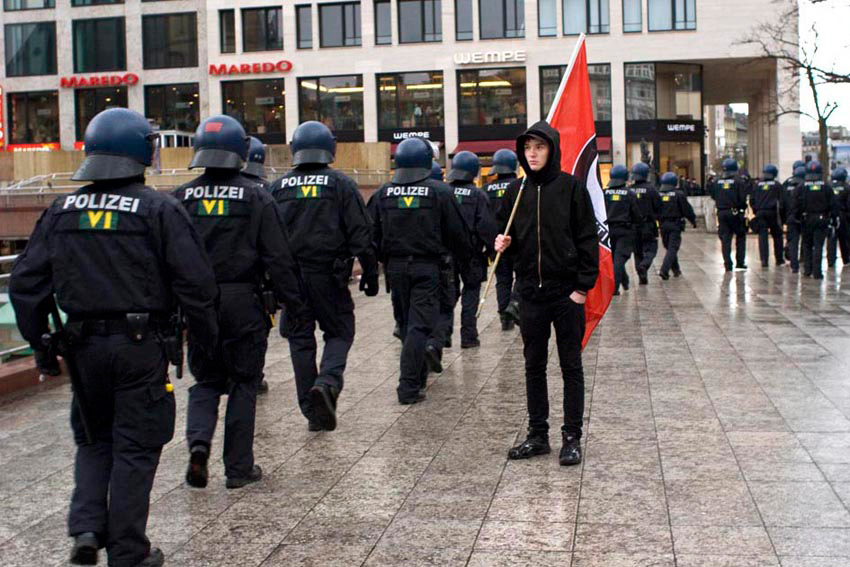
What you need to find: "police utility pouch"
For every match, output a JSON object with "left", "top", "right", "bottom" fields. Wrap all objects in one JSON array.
[
  {"left": 126, "top": 313, "right": 150, "bottom": 343},
  {"left": 333, "top": 257, "right": 355, "bottom": 289}
]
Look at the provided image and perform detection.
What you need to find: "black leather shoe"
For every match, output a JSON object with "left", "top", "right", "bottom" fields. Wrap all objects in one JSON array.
[
  {"left": 735, "top": 264, "right": 748, "bottom": 270},
  {"left": 258, "top": 380, "right": 269, "bottom": 395},
  {"left": 500, "top": 314, "right": 515, "bottom": 331},
  {"left": 424, "top": 344, "right": 443, "bottom": 374},
  {"left": 399, "top": 391, "right": 426, "bottom": 405},
  {"left": 505, "top": 300, "right": 521, "bottom": 324},
  {"left": 559, "top": 434, "right": 582, "bottom": 466},
  {"left": 226, "top": 465, "right": 262, "bottom": 489},
  {"left": 613, "top": 290, "right": 620, "bottom": 296},
  {"left": 393, "top": 323, "right": 402, "bottom": 341},
  {"left": 672, "top": 269, "right": 682, "bottom": 278},
  {"left": 638, "top": 272, "right": 648, "bottom": 285},
  {"left": 461, "top": 339, "right": 480, "bottom": 349},
  {"left": 70, "top": 532, "right": 99, "bottom": 565},
  {"left": 813, "top": 274, "right": 824, "bottom": 280},
  {"left": 185, "top": 445, "right": 209, "bottom": 488},
  {"left": 658, "top": 272, "right": 670, "bottom": 281},
  {"left": 309, "top": 385, "right": 337, "bottom": 431},
  {"left": 622, "top": 280, "right": 630, "bottom": 290},
  {"left": 308, "top": 421, "right": 323, "bottom": 432},
  {"left": 134, "top": 548, "right": 164, "bottom": 567},
  {"left": 508, "top": 436, "right": 551, "bottom": 460}
]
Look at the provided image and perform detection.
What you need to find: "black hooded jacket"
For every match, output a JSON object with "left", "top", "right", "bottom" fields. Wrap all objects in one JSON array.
[{"left": 496, "top": 121, "right": 599, "bottom": 294}]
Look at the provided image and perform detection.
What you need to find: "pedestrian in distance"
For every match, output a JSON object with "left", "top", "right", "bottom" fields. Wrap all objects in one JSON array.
[{"left": 656, "top": 172, "right": 697, "bottom": 280}]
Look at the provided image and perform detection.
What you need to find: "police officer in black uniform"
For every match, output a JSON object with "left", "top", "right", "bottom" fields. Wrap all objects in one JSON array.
[
  {"left": 796, "top": 160, "right": 838, "bottom": 279},
  {"left": 270, "top": 121, "right": 378, "bottom": 431},
  {"left": 372, "top": 138, "right": 470, "bottom": 404},
  {"left": 657, "top": 172, "right": 697, "bottom": 279},
  {"left": 631, "top": 162, "right": 662, "bottom": 285},
  {"left": 781, "top": 163, "right": 806, "bottom": 273},
  {"left": 447, "top": 151, "right": 496, "bottom": 348},
  {"left": 711, "top": 158, "right": 749, "bottom": 271},
  {"left": 10, "top": 108, "right": 219, "bottom": 567},
  {"left": 604, "top": 165, "right": 641, "bottom": 295},
  {"left": 484, "top": 149, "right": 520, "bottom": 330},
  {"left": 827, "top": 167, "right": 850, "bottom": 268},
  {"left": 750, "top": 164, "right": 784, "bottom": 267},
  {"left": 174, "top": 115, "right": 305, "bottom": 489}
]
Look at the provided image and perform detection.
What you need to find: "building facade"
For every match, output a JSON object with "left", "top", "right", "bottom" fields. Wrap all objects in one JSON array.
[{"left": 0, "top": 0, "right": 801, "bottom": 180}]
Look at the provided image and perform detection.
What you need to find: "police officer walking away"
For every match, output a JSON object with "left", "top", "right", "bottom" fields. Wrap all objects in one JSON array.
[
  {"left": 372, "top": 137, "right": 470, "bottom": 404},
  {"left": 750, "top": 164, "right": 785, "bottom": 268},
  {"left": 656, "top": 172, "right": 698, "bottom": 280},
  {"left": 270, "top": 121, "right": 379, "bottom": 431},
  {"left": 781, "top": 163, "right": 806, "bottom": 273},
  {"left": 711, "top": 158, "right": 749, "bottom": 271},
  {"left": 797, "top": 160, "right": 838, "bottom": 279},
  {"left": 484, "top": 149, "right": 521, "bottom": 330},
  {"left": 10, "top": 108, "right": 219, "bottom": 567},
  {"left": 604, "top": 165, "right": 641, "bottom": 294},
  {"left": 631, "top": 162, "right": 661, "bottom": 285},
  {"left": 175, "top": 115, "right": 305, "bottom": 489},
  {"left": 827, "top": 167, "right": 850, "bottom": 268}
]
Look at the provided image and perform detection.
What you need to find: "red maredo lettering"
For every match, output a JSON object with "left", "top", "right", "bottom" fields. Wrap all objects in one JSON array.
[
  {"left": 60, "top": 73, "right": 140, "bottom": 89},
  {"left": 208, "top": 61, "right": 292, "bottom": 75}
]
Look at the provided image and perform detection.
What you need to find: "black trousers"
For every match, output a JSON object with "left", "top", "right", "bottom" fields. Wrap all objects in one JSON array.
[
  {"left": 68, "top": 333, "right": 173, "bottom": 567},
  {"left": 519, "top": 290, "right": 586, "bottom": 439},
  {"left": 717, "top": 210, "right": 747, "bottom": 269},
  {"left": 660, "top": 222, "right": 683, "bottom": 276},
  {"left": 634, "top": 222, "right": 659, "bottom": 275},
  {"left": 427, "top": 259, "right": 456, "bottom": 356},
  {"left": 285, "top": 272, "right": 355, "bottom": 421},
  {"left": 754, "top": 211, "right": 784, "bottom": 266},
  {"left": 827, "top": 213, "right": 850, "bottom": 265},
  {"left": 187, "top": 287, "right": 267, "bottom": 479},
  {"left": 785, "top": 221, "right": 803, "bottom": 271},
  {"left": 388, "top": 259, "right": 440, "bottom": 400},
  {"left": 495, "top": 255, "right": 518, "bottom": 313},
  {"left": 610, "top": 226, "right": 634, "bottom": 292},
  {"left": 451, "top": 256, "right": 485, "bottom": 344},
  {"left": 802, "top": 215, "right": 830, "bottom": 277}
]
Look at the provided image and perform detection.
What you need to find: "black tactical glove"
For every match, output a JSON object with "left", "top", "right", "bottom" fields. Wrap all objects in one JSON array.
[
  {"left": 359, "top": 272, "right": 379, "bottom": 297},
  {"left": 34, "top": 348, "right": 61, "bottom": 376}
]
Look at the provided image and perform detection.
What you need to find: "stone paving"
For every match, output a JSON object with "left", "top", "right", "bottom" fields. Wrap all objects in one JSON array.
[{"left": 2, "top": 232, "right": 850, "bottom": 567}]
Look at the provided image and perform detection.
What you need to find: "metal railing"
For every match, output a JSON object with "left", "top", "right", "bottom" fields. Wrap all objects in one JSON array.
[{"left": 0, "top": 254, "right": 29, "bottom": 359}]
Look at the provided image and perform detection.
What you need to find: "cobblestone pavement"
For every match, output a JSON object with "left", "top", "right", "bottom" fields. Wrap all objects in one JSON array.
[{"left": 2, "top": 233, "right": 850, "bottom": 567}]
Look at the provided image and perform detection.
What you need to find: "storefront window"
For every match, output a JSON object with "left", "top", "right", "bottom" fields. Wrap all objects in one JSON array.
[
  {"left": 399, "top": 0, "right": 442, "bottom": 43},
  {"left": 142, "top": 13, "right": 197, "bottom": 69},
  {"left": 455, "top": 0, "right": 473, "bottom": 40},
  {"left": 242, "top": 7, "right": 283, "bottom": 52},
  {"left": 297, "top": 5, "right": 313, "bottom": 48},
  {"left": 299, "top": 75, "right": 364, "bottom": 141},
  {"left": 75, "top": 87, "right": 128, "bottom": 140},
  {"left": 220, "top": 10, "right": 235, "bottom": 53},
  {"left": 625, "top": 63, "right": 655, "bottom": 120},
  {"left": 223, "top": 79, "right": 286, "bottom": 144},
  {"left": 649, "top": 0, "right": 695, "bottom": 30},
  {"left": 458, "top": 67, "right": 526, "bottom": 138},
  {"left": 375, "top": 0, "right": 391, "bottom": 44},
  {"left": 377, "top": 71, "right": 443, "bottom": 130},
  {"left": 5, "top": 22, "right": 56, "bottom": 77},
  {"left": 72, "top": 0, "right": 120, "bottom": 5},
  {"left": 4, "top": 0, "right": 54, "bottom": 10},
  {"left": 540, "top": 63, "right": 611, "bottom": 121},
  {"left": 659, "top": 140, "right": 701, "bottom": 184},
  {"left": 144, "top": 83, "right": 199, "bottom": 132},
  {"left": 622, "top": 0, "right": 641, "bottom": 32},
  {"left": 480, "top": 0, "right": 525, "bottom": 39},
  {"left": 563, "top": 0, "right": 609, "bottom": 34},
  {"left": 656, "top": 63, "right": 701, "bottom": 120},
  {"left": 8, "top": 91, "right": 59, "bottom": 144},
  {"left": 538, "top": 0, "right": 557, "bottom": 36},
  {"left": 320, "top": 2, "right": 362, "bottom": 47},
  {"left": 73, "top": 18, "right": 126, "bottom": 73}
]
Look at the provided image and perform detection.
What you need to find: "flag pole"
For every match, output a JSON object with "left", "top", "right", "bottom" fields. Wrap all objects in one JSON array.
[{"left": 476, "top": 177, "right": 526, "bottom": 319}]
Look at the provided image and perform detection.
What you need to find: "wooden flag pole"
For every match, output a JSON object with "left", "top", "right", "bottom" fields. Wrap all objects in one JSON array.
[{"left": 476, "top": 178, "right": 526, "bottom": 319}]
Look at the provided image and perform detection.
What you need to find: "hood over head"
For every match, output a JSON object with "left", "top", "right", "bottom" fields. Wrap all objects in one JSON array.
[{"left": 516, "top": 120, "right": 562, "bottom": 185}]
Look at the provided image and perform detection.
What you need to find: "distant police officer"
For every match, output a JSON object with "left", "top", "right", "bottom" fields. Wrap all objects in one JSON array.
[
  {"left": 712, "top": 158, "right": 749, "bottom": 271},
  {"left": 657, "top": 172, "right": 697, "bottom": 280},
  {"left": 604, "top": 165, "right": 641, "bottom": 295},
  {"left": 372, "top": 137, "right": 470, "bottom": 404},
  {"left": 796, "top": 160, "right": 838, "bottom": 279},
  {"left": 174, "top": 115, "right": 305, "bottom": 489},
  {"left": 243, "top": 136, "right": 270, "bottom": 189},
  {"left": 270, "top": 121, "right": 378, "bottom": 431},
  {"left": 447, "top": 151, "right": 497, "bottom": 348},
  {"left": 750, "top": 164, "right": 784, "bottom": 267},
  {"left": 827, "top": 167, "right": 850, "bottom": 267},
  {"left": 484, "top": 149, "right": 521, "bottom": 330},
  {"left": 631, "top": 162, "right": 662, "bottom": 285},
  {"left": 10, "top": 108, "right": 219, "bottom": 567},
  {"left": 781, "top": 163, "right": 806, "bottom": 273}
]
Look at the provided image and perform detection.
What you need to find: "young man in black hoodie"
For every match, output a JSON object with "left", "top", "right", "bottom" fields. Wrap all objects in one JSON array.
[{"left": 494, "top": 121, "right": 599, "bottom": 466}]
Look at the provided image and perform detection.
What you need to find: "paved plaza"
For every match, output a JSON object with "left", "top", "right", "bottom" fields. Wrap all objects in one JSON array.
[{"left": 2, "top": 232, "right": 850, "bottom": 567}]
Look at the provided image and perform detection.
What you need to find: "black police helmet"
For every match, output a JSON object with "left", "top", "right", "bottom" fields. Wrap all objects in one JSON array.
[
  {"left": 608, "top": 164, "right": 629, "bottom": 188},
  {"left": 430, "top": 161, "right": 443, "bottom": 181},
  {"left": 833, "top": 167, "right": 848, "bottom": 183},
  {"left": 631, "top": 162, "right": 650, "bottom": 183},
  {"left": 722, "top": 158, "right": 738, "bottom": 174},
  {"left": 291, "top": 121, "right": 336, "bottom": 166},
  {"left": 762, "top": 164, "right": 778, "bottom": 181},
  {"left": 190, "top": 115, "right": 249, "bottom": 170},
  {"left": 793, "top": 160, "right": 805, "bottom": 170},
  {"left": 660, "top": 172, "right": 678, "bottom": 187},
  {"left": 806, "top": 160, "right": 823, "bottom": 178},
  {"left": 392, "top": 138, "right": 433, "bottom": 184},
  {"left": 490, "top": 148, "right": 518, "bottom": 175},
  {"left": 447, "top": 151, "right": 480, "bottom": 183},
  {"left": 244, "top": 136, "right": 266, "bottom": 178},
  {"left": 793, "top": 166, "right": 806, "bottom": 180},
  {"left": 72, "top": 108, "right": 154, "bottom": 182}
]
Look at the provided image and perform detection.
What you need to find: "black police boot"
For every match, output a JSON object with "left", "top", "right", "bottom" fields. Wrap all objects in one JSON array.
[
  {"left": 461, "top": 338, "right": 480, "bottom": 349},
  {"left": 399, "top": 391, "right": 426, "bottom": 405},
  {"left": 622, "top": 279, "right": 630, "bottom": 290},
  {"left": 444, "top": 336, "right": 452, "bottom": 349},
  {"left": 736, "top": 263, "right": 748, "bottom": 271},
  {"left": 393, "top": 323, "right": 402, "bottom": 341},
  {"left": 424, "top": 344, "right": 443, "bottom": 374},
  {"left": 813, "top": 273, "right": 824, "bottom": 280},
  {"left": 559, "top": 433, "right": 582, "bottom": 466},
  {"left": 133, "top": 548, "right": 165, "bottom": 567},
  {"left": 307, "top": 421, "right": 323, "bottom": 432},
  {"left": 309, "top": 384, "right": 337, "bottom": 432},
  {"left": 658, "top": 271, "right": 670, "bottom": 281},
  {"left": 613, "top": 289, "right": 620, "bottom": 296},
  {"left": 185, "top": 444, "right": 209, "bottom": 489},
  {"left": 638, "top": 269, "right": 649, "bottom": 285},
  {"left": 70, "top": 532, "right": 99, "bottom": 565},
  {"left": 672, "top": 269, "right": 682, "bottom": 278},
  {"left": 500, "top": 313, "right": 515, "bottom": 331},
  {"left": 226, "top": 465, "right": 262, "bottom": 489},
  {"left": 258, "top": 380, "right": 269, "bottom": 395},
  {"left": 507, "top": 434, "right": 551, "bottom": 460}
]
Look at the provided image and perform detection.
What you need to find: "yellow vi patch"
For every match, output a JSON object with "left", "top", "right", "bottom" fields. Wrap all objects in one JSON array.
[
  {"left": 79, "top": 210, "right": 118, "bottom": 230},
  {"left": 611, "top": 194, "right": 621, "bottom": 201},
  {"left": 297, "top": 185, "right": 321, "bottom": 199},
  {"left": 199, "top": 199, "right": 228, "bottom": 216},
  {"left": 399, "top": 196, "right": 420, "bottom": 209}
]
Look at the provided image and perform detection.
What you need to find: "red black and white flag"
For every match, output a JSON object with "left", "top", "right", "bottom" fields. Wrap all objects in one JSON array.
[{"left": 546, "top": 34, "right": 615, "bottom": 348}]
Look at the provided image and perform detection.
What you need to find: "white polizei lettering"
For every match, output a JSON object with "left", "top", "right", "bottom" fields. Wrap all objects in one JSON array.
[
  {"left": 63, "top": 195, "right": 77, "bottom": 209},
  {"left": 106, "top": 194, "right": 121, "bottom": 210},
  {"left": 281, "top": 175, "right": 330, "bottom": 187},
  {"left": 387, "top": 186, "right": 429, "bottom": 197},
  {"left": 64, "top": 193, "right": 140, "bottom": 211},
  {"left": 455, "top": 187, "right": 472, "bottom": 196}
]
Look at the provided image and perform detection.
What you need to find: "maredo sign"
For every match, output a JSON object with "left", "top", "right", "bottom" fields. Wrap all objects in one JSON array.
[
  {"left": 209, "top": 60, "right": 292, "bottom": 76},
  {"left": 61, "top": 73, "right": 139, "bottom": 89}
]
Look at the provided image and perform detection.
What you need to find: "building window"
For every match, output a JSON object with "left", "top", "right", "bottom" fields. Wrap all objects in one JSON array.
[
  {"left": 4, "top": 0, "right": 54, "bottom": 11},
  {"left": 71, "top": 0, "right": 121, "bottom": 5},
  {"left": 563, "top": 0, "right": 609, "bottom": 34},
  {"left": 538, "top": 0, "right": 557, "bottom": 36},
  {"left": 8, "top": 91, "right": 59, "bottom": 144},
  {"left": 625, "top": 63, "right": 655, "bottom": 120},
  {"left": 458, "top": 67, "right": 526, "bottom": 139},
  {"left": 649, "top": 0, "right": 695, "bottom": 30},
  {"left": 622, "top": 0, "right": 641, "bottom": 32},
  {"left": 480, "top": 0, "right": 525, "bottom": 39},
  {"left": 399, "top": 0, "right": 442, "bottom": 43},
  {"left": 223, "top": 79, "right": 286, "bottom": 144},
  {"left": 242, "top": 7, "right": 283, "bottom": 52},
  {"left": 320, "top": 2, "right": 362, "bottom": 47},
  {"left": 540, "top": 63, "right": 611, "bottom": 121},
  {"left": 375, "top": 0, "right": 391, "bottom": 44},
  {"left": 73, "top": 18, "right": 126, "bottom": 73},
  {"left": 377, "top": 71, "right": 444, "bottom": 132},
  {"left": 220, "top": 10, "right": 235, "bottom": 53},
  {"left": 655, "top": 63, "right": 701, "bottom": 119},
  {"left": 297, "top": 5, "right": 313, "bottom": 48},
  {"left": 144, "top": 83, "right": 200, "bottom": 132},
  {"left": 142, "top": 13, "right": 198, "bottom": 69},
  {"left": 298, "top": 75, "right": 364, "bottom": 141},
  {"left": 75, "top": 87, "right": 127, "bottom": 140},
  {"left": 4, "top": 22, "right": 56, "bottom": 77},
  {"left": 455, "top": 0, "right": 473, "bottom": 40}
]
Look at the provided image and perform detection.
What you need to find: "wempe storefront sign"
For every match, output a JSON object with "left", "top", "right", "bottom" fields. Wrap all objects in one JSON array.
[
  {"left": 393, "top": 131, "right": 431, "bottom": 141},
  {"left": 666, "top": 123, "right": 696, "bottom": 133},
  {"left": 209, "top": 61, "right": 293, "bottom": 75},
  {"left": 60, "top": 73, "right": 139, "bottom": 89},
  {"left": 453, "top": 51, "right": 526, "bottom": 65}
]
